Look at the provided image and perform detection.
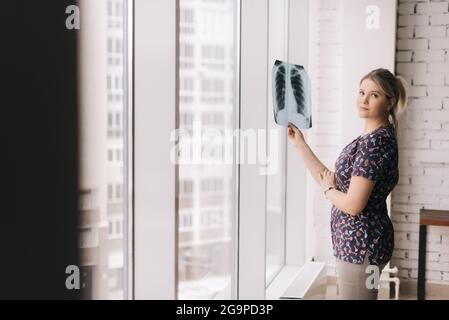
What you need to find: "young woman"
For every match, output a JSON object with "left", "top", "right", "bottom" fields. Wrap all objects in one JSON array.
[{"left": 287, "top": 68, "right": 408, "bottom": 300}]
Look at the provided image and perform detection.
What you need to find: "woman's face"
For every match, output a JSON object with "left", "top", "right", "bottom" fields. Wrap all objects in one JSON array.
[{"left": 357, "top": 78, "right": 391, "bottom": 120}]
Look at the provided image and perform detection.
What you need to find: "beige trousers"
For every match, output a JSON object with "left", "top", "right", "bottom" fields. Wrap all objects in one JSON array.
[{"left": 336, "top": 255, "right": 385, "bottom": 300}]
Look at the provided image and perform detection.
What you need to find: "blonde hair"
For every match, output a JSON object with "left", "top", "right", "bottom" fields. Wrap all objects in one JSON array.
[{"left": 360, "top": 68, "right": 408, "bottom": 136}]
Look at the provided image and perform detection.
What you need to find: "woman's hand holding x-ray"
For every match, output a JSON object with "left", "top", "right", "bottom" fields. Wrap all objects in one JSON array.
[{"left": 287, "top": 122, "right": 305, "bottom": 148}]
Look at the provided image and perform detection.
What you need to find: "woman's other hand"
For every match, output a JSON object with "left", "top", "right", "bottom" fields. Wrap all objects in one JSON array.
[
  {"left": 319, "top": 169, "right": 336, "bottom": 191},
  {"left": 287, "top": 123, "right": 305, "bottom": 148}
]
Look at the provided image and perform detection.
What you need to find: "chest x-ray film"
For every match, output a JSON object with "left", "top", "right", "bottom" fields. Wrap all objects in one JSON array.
[{"left": 272, "top": 60, "right": 312, "bottom": 129}]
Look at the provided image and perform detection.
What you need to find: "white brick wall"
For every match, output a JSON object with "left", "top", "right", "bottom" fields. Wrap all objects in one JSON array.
[
  {"left": 311, "top": 0, "right": 449, "bottom": 286},
  {"left": 392, "top": 0, "right": 449, "bottom": 285}
]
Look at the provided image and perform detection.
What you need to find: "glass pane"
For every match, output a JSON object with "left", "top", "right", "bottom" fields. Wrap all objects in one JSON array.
[
  {"left": 177, "top": 0, "right": 239, "bottom": 300},
  {"left": 265, "top": 0, "right": 288, "bottom": 286},
  {"left": 78, "top": 0, "right": 131, "bottom": 299}
]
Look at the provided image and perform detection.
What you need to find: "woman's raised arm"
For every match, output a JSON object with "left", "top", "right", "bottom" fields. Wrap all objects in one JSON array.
[{"left": 287, "top": 123, "right": 330, "bottom": 185}]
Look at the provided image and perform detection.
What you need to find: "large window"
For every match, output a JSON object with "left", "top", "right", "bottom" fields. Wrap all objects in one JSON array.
[
  {"left": 78, "top": 0, "right": 131, "bottom": 299},
  {"left": 177, "top": 0, "right": 239, "bottom": 300}
]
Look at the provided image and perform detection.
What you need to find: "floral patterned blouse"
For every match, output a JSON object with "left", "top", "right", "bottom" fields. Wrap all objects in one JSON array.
[{"left": 331, "top": 124, "right": 398, "bottom": 266}]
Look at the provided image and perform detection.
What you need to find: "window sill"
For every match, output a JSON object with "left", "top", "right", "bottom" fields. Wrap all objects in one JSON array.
[{"left": 265, "top": 261, "right": 327, "bottom": 300}]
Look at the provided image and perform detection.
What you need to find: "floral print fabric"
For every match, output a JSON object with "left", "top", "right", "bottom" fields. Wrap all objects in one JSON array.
[{"left": 331, "top": 124, "right": 398, "bottom": 266}]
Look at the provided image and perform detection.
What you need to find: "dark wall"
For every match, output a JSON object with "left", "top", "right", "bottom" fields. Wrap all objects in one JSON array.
[{"left": 1, "top": 1, "right": 80, "bottom": 299}]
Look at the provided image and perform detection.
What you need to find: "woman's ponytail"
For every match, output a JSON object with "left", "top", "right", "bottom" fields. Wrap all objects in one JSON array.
[{"left": 390, "top": 75, "right": 408, "bottom": 132}]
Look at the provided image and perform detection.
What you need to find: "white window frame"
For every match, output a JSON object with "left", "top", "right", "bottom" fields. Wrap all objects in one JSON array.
[{"left": 134, "top": 0, "right": 177, "bottom": 299}]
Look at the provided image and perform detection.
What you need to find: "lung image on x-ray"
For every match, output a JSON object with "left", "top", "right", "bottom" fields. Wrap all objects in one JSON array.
[{"left": 272, "top": 60, "right": 312, "bottom": 129}]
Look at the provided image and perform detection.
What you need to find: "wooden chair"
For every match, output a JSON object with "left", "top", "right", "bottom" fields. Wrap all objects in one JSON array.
[{"left": 418, "top": 208, "right": 449, "bottom": 300}]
